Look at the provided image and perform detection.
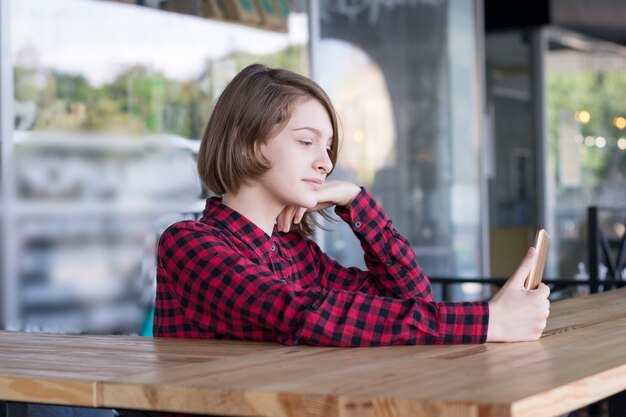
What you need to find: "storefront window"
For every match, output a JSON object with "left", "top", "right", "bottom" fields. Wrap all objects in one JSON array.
[{"left": 4, "top": 0, "right": 309, "bottom": 332}]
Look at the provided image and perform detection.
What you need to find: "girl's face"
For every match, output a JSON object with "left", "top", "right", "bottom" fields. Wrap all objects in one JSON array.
[{"left": 257, "top": 98, "right": 334, "bottom": 210}]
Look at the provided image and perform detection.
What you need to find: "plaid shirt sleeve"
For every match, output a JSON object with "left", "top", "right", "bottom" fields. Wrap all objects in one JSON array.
[
  {"left": 312, "top": 187, "right": 435, "bottom": 301},
  {"left": 157, "top": 221, "right": 489, "bottom": 346}
]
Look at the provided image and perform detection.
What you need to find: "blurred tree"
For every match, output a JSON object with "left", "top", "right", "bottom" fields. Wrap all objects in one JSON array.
[
  {"left": 12, "top": 43, "right": 308, "bottom": 139},
  {"left": 548, "top": 70, "right": 626, "bottom": 188}
]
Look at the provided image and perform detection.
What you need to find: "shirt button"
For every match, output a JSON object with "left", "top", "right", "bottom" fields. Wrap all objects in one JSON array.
[
  {"left": 310, "top": 303, "right": 319, "bottom": 311},
  {"left": 270, "top": 245, "right": 276, "bottom": 252},
  {"left": 280, "top": 279, "right": 287, "bottom": 283},
  {"left": 354, "top": 221, "right": 361, "bottom": 228},
  {"left": 385, "top": 259, "right": 393, "bottom": 267}
]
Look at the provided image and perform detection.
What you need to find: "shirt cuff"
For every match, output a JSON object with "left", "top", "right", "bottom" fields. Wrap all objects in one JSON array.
[
  {"left": 433, "top": 301, "right": 490, "bottom": 344},
  {"left": 334, "top": 187, "right": 389, "bottom": 237}
]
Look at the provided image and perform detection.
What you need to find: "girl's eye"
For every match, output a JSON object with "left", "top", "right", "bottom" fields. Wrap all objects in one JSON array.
[{"left": 298, "top": 140, "right": 313, "bottom": 146}]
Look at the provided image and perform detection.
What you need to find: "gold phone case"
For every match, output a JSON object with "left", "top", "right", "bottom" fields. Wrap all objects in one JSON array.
[{"left": 525, "top": 229, "right": 551, "bottom": 290}]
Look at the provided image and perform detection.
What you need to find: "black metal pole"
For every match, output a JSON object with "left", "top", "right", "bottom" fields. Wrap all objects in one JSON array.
[{"left": 588, "top": 206, "right": 600, "bottom": 294}]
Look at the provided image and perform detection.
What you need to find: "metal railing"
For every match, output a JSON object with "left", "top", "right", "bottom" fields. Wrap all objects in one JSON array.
[{"left": 428, "top": 276, "right": 626, "bottom": 301}]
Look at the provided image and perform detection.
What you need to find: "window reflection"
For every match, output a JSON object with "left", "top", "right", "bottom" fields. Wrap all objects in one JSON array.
[
  {"left": 13, "top": 0, "right": 308, "bottom": 137},
  {"left": 8, "top": 0, "right": 309, "bottom": 332}
]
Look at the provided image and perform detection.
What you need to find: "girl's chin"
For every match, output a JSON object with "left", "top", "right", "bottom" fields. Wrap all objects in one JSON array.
[{"left": 292, "top": 196, "right": 317, "bottom": 209}]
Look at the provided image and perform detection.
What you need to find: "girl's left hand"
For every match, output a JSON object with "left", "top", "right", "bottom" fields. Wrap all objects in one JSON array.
[{"left": 276, "top": 180, "right": 360, "bottom": 232}]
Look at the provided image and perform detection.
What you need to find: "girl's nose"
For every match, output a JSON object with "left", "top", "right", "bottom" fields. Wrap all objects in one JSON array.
[{"left": 317, "top": 148, "right": 333, "bottom": 174}]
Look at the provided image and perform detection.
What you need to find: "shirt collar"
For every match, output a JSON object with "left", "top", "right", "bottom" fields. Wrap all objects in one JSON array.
[{"left": 200, "top": 197, "right": 277, "bottom": 257}]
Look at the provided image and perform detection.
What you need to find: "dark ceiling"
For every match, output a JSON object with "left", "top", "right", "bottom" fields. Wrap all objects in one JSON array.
[{"left": 485, "top": 0, "right": 626, "bottom": 47}]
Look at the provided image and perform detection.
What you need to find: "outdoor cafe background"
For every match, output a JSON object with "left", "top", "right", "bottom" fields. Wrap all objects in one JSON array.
[{"left": 1, "top": 0, "right": 625, "bottom": 334}]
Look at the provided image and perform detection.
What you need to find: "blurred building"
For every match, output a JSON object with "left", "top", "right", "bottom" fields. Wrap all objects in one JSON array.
[{"left": 0, "top": 0, "right": 625, "bottom": 333}]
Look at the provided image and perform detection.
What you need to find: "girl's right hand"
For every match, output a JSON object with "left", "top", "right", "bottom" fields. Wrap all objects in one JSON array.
[{"left": 276, "top": 180, "right": 361, "bottom": 232}]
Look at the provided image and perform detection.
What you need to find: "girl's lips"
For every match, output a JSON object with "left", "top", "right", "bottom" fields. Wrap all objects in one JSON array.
[{"left": 302, "top": 179, "right": 322, "bottom": 191}]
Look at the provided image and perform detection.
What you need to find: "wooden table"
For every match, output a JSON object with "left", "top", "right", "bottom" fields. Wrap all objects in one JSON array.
[{"left": 1, "top": 287, "right": 626, "bottom": 417}]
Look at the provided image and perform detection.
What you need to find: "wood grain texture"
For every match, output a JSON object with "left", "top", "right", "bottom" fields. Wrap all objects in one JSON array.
[
  {"left": 1, "top": 287, "right": 625, "bottom": 417},
  {"left": 0, "top": 376, "right": 95, "bottom": 407}
]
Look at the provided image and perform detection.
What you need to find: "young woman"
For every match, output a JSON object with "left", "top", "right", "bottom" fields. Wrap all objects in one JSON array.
[{"left": 154, "top": 64, "right": 550, "bottom": 346}]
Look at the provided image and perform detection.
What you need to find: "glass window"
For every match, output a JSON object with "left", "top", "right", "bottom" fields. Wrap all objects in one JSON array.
[
  {"left": 5, "top": 0, "right": 309, "bottom": 332},
  {"left": 316, "top": 0, "right": 484, "bottom": 300},
  {"left": 544, "top": 29, "right": 626, "bottom": 282}
]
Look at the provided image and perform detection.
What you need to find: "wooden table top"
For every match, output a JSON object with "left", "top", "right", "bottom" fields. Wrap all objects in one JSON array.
[{"left": 1, "top": 287, "right": 626, "bottom": 417}]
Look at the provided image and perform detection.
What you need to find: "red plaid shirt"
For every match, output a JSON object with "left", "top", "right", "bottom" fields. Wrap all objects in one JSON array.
[{"left": 154, "top": 188, "right": 488, "bottom": 346}]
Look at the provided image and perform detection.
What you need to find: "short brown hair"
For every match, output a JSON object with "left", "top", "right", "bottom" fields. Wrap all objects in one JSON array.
[{"left": 198, "top": 64, "right": 340, "bottom": 236}]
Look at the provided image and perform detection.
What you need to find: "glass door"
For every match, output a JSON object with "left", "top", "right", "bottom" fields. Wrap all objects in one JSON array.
[{"left": 543, "top": 28, "right": 626, "bottom": 283}]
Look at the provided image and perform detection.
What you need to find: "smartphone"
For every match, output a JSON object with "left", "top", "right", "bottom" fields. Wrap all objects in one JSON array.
[{"left": 524, "top": 229, "right": 551, "bottom": 290}]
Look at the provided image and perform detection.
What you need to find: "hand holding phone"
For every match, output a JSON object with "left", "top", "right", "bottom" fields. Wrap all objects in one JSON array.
[{"left": 524, "top": 229, "right": 551, "bottom": 290}]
